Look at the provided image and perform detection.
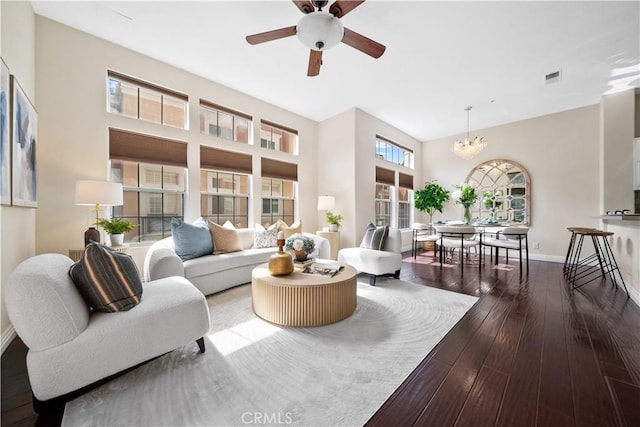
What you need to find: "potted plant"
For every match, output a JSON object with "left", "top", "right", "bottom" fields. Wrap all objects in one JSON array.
[
  {"left": 325, "top": 211, "right": 343, "bottom": 232},
  {"left": 96, "top": 217, "right": 136, "bottom": 246},
  {"left": 452, "top": 184, "right": 478, "bottom": 224},
  {"left": 414, "top": 180, "right": 450, "bottom": 226}
]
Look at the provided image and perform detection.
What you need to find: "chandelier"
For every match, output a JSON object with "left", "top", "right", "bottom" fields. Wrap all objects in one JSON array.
[{"left": 453, "top": 106, "right": 487, "bottom": 160}]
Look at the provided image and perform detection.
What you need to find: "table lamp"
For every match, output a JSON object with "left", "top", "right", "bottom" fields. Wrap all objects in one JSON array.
[{"left": 75, "top": 180, "right": 123, "bottom": 246}]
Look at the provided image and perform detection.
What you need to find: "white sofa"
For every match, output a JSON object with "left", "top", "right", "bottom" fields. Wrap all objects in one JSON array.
[
  {"left": 338, "top": 227, "right": 403, "bottom": 285},
  {"left": 4, "top": 253, "right": 210, "bottom": 411},
  {"left": 144, "top": 229, "right": 330, "bottom": 296}
]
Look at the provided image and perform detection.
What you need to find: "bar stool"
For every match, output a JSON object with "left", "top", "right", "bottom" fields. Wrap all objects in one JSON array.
[
  {"left": 564, "top": 228, "right": 629, "bottom": 297},
  {"left": 563, "top": 227, "right": 597, "bottom": 277}
]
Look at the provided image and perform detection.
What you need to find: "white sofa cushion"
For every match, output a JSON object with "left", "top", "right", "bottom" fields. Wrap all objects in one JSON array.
[
  {"left": 5, "top": 254, "right": 89, "bottom": 351},
  {"left": 184, "top": 247, "right": 275, "bottom": 279}
]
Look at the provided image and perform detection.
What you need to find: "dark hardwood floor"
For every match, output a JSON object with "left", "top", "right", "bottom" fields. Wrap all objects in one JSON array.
[{"left": 2, "top": 250, "right": 639, "bottom": 427}]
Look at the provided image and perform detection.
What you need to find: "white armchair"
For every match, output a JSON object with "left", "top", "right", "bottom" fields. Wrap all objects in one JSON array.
[{"left": 337, "top": 227, "right": 402, "bottom": 286}]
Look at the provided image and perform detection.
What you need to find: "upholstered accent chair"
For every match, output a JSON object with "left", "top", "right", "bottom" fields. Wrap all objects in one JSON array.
[
  {"left": 337, "top": 227, "right": 403, "bottom": 286},
  {"left": 5, "top": 253, "right": 210, "bottom": 412}
]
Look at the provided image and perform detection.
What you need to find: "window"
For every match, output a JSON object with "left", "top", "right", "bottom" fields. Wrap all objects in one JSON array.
[
  {"left": 109, "top": 129, "right": 188, "bottom": 243},
  {"left": 261, "top": 158, "right": 298, "bottom": 227},
  {"left": 375, "top": 184, "right": 392, "bottom": 226},
  {"left": 398, "top": 172, "right": 414, "bottom": 229},
  {"left": 200, "top": 146, "right": 253, "bottom": 228},
  {"left": 398, "top": 188, "right": 412, "bottom": 229},
  {"left": 260, "top": 121, "right": 298, "bottom": 154},
  {"left": 110, "top": 161, "right": 186, "bottom": 243},
  {"left": 375, "top": 166, "right": 394, "bottom": 226},
  {"left": 107, "top": 71, "right": 188, "bottom": 129},
  {"left": 200, "top": 170, "right": 249, "bottom": 228},
  {"left": 199, "top": 100, "right": 251, "bottom": 144},
  {"left": 375, "top": 136, "right": 414, "bottom": 168}
]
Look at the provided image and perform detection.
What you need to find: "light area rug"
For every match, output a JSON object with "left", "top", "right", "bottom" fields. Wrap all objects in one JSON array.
[{"left": 62, "top": 277, "right": 478, "bottom": 427}]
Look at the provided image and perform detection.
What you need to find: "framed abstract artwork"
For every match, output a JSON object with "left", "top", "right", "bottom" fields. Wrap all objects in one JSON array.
[
  {"left": 0, "top": 58, "right": 9, "bottom": 205},
  {"left": 11, "top": 76, "right": 37, "bottom": 208}
]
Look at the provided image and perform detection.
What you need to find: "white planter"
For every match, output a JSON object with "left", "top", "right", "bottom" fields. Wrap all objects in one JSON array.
[
  {"left": 110, "top": 233, "right": 125, "bottom": 246},
  {"left": 328, "top": 224, "right": 339, "bottom": 232}
]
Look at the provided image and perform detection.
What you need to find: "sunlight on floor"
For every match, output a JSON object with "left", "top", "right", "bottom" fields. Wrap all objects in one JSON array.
[{"left": 208, "top": 318, "right": 281, "bottom": 356}]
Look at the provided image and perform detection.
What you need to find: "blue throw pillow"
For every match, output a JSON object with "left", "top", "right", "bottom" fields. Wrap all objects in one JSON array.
[{"left": 171, "top": 217, "right": 214, "bottom": 261}]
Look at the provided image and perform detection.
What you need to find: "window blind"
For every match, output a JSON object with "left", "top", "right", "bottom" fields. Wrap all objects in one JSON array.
[{"left": 109, "top": 128, "right": 187, "bottom": 167}]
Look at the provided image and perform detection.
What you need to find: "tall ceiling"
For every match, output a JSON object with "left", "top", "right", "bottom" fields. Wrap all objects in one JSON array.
[{"left": 31, "top": 0, "right": 640, "bottom": 141}]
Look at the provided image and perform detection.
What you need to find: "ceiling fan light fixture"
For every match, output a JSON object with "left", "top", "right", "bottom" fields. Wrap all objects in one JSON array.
[{"left": 297, "top": 11, "right": 344, "bottom": 51}]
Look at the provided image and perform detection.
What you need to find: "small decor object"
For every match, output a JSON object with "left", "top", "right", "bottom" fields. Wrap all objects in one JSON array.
[
  {"left": 96, "top": 217, "right": 136, "bottom": 246},
  {"left": 11, "top": 75, "right": 38, "bottom": 208},
  {"left": 452, "top": 184, "right": 478, "bottom": 224},
  {"left": 414, "top": 180, "right": 451, "bottom": 226},
  {"left": 84, "top": 227, "right": 100, "bottom": 247},
  {"left": 0, "top": 58, "right": 9, "bottom": 206},
  {"left": 269, "top": 231, "right": 294, "bottom": 276},
  {"left": 302, "top": 262, "right": 343, "bottom": 277},
  {"left": 284, "top": 234, "right": 315, "bottom": 261},
  {"left": 325, "top": 211, "right": 343, "bottom": 232}
]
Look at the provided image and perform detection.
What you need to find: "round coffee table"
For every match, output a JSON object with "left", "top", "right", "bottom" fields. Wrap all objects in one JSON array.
[{"left": 251, "top": 262, "right": 357, "bottom": 327}]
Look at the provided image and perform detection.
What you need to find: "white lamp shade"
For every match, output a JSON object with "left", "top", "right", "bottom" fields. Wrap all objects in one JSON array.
[
  {"left": 317, "top": 195, "right": 335, "bottom": 210},
  {"left": 297, "top": 11, "right": 344, "bottom": 51},
  {"left": 75, "top": 180, "right": 123, "bottom": 206}
]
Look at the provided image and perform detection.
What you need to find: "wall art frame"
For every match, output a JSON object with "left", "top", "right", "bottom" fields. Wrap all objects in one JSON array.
[
  {"left": 11, "top": 75, "right": 38, "bottom": 208},
  {"left": 0, "top": 58, "right": 10, "bottom": 205}
]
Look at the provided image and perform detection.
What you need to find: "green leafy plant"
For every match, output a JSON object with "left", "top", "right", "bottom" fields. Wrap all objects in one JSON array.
[
  {"left": 414, "top": 180, "right": 450, "bottom": 224},
  {"left": 453, "top": 184, "right": 478, "bottom": 208},
  {"left": 96, "top": 217, "right": 136, "bottom": 234},
  {"left": 325, "top": 211, "right": 343, "bottom": 226}
]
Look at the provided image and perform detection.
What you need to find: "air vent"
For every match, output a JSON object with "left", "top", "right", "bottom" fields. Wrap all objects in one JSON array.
[{"left": 545, "top": 70, "right": 562, "bottom": 84}]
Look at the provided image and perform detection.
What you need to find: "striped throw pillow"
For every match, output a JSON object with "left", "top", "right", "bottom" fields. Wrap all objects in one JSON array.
[
  {"left": 360, "top": 223, "right": 389, "bottom": 250},
  {"left": 68, "top": 243, "right": 143, "bottom": 312}
]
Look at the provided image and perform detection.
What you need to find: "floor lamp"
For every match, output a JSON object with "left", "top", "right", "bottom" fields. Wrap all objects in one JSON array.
[{"left": 75, "top": 180, "right": 123, "bottom": 246}]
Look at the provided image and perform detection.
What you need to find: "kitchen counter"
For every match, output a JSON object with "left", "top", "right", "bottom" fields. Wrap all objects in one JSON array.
[{"left": 599, "top": 216, "right": 640, "bottom": 305}]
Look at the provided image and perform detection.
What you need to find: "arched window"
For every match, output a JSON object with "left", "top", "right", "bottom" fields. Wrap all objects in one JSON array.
[{"left": 465, "top": 159, "right": 531, "bottom": 225}]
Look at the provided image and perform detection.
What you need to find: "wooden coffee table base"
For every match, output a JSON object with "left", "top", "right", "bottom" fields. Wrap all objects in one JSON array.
[{"left": 251, "top": 263, "right": 357, "bottom": 327}]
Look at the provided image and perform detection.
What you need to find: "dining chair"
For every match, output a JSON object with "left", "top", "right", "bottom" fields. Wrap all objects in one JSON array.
[
  {"left": 434, "top": 225, "right": 481, "bottom": 272},
  {"left": 482, "top": 226, "right": 529, "bottom": 274},
  {"left": 412, "top": 223, "right": 438, "bottom": 259}
]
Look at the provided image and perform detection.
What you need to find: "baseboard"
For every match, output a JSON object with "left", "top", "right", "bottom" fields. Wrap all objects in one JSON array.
[{"left": 1, "top": 324, "right": 17, "bottom": 355}]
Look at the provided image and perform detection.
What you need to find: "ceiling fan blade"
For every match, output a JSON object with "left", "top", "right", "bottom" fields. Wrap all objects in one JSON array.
[
  {"left": 341, "top": 27, "right": 386, "bottom": 58},
  {"left": 246, "top": 26, "right": 297, "bottom": 45},
  {"left": 307, "top": 50, "right": 323, "bottom": 77},
  {"left": 329, "top": 0, "right": 365, "bottom": 18},
  {"left": 292, "top": 0, "right": 315, "bottom": 14}
]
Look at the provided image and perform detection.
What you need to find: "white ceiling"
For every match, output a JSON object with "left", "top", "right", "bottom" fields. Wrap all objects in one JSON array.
[{"left": 31, "top": 0, "right": 640, "bottom": 141}]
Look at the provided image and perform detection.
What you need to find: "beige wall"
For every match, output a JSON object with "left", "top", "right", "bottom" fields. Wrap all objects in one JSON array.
[
  {"left": 1, "top": 0, "right": 36, "bottom": 351},
  {"left": 424, "top": 105, "right": 601, "bottom": 261},
  {"left": 34, "top": 15, "right": 319, "bottom": 262},
  {"left": 317, "top": 108, "right": 422, "bottom": 249}
]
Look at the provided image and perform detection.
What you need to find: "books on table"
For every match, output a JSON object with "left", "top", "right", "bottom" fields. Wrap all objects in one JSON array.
[
  {"left": 293, "top": 258, "right": 315, "bottom": 269},
  {"left": 302, "top": 263, "right": 344, "bottom": 277}
]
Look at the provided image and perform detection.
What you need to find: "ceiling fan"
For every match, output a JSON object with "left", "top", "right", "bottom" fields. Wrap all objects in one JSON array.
[{"left": 246, "top": 0, "right": 386, "bottom": 77}]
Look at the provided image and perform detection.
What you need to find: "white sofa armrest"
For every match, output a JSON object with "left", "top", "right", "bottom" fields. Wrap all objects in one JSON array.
[
  {"left": 144, "top": 238, "right": 184, "bottom": 282},
  {"left": 304, "top": 232, "right": 330, "bottom": 259}
]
